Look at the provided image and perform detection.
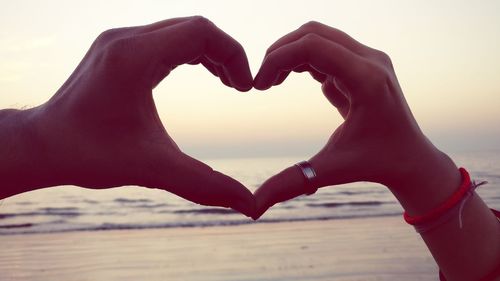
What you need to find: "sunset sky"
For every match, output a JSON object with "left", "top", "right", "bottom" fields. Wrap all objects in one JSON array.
[{"left": 1, "top": 0, "right": 499, "bottom": 159}]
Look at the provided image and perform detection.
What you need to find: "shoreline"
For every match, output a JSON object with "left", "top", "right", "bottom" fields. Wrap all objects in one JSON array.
[
  {"left": 0, "top": 216, "right": 438, "bottom": 281},
  {"left": 0, "top": 213, "right": 404, "bottom": 236}
]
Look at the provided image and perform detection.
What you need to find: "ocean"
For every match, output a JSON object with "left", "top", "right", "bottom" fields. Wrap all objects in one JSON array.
[{"left": 1, "top": 151, "right": 499, "bottom": 235}]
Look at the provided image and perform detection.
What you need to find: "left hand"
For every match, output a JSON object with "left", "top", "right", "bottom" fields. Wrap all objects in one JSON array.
[{"left": 28, "top": 16, "right": 255, "bottom": 217}]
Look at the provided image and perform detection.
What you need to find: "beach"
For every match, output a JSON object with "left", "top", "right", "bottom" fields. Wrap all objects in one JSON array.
[
  {"left": 0, "top": 216, "right": 438, "bottom": 281},
  {"left": 1, "top": 153, "right": 497, "bottom": 281}
]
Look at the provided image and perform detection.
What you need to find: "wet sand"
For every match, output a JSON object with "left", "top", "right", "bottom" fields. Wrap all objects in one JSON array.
[{"left": 0, "top": 216, "right": 438, "bottom": 281}]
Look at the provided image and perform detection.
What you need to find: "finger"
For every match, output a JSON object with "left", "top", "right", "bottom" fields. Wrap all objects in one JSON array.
[
  {"left": 193, "top": 54, "right": 245, "bottom": 89},
  {"left": 203, "top": 56, "right": 233, "bottom": 88},
  {"left": 137, "top": 17, "right": 192, "bottom": 33},
  {"left": 271, "top": 65, "right": 326, "bottom": 88},
  {"left": 214, "top": 64, "right": 233, "bottom": 88},
  {"left": 198, "top": 57, "right": 232, "bottom": 87},
  {"left": 254, "top": 148, "right": 369, "bottom": 220},
  {"left": 271, "top": 65, "right": 325, "bottom": 87},
  {"left": 322, "top": 77, "right": 350, "bottom": 119},
  {"left": 168, "top": 154, "right": 256, "bottom": 218},
  {"left": 294, "top": 64, "right": 327, "bottom": 83},
  {"left": 265, "top": 21, "right": 375, "bottom": 58},
  {"left": 273, "top": 71, "right": 290, "bottom": 86},
  {"left": 199, "top": 57, "right": 218, "bottom": 77},
  {"left": 254, "top": 33, "right": 367, "bottom": 93},
  {"left": 145, "top": 17, "right": 253, "bottom": 91},
  {"left": 253, "top": 164, "right": 314, "bottom": 220}
]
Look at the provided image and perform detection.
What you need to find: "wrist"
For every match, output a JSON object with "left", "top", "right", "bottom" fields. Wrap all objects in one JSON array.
[
  {"left": 0, "top": 106, "right": 61, "bottom": 198},
  {"left": 388, "top": 145, "right": 461, "bottom": 216}
]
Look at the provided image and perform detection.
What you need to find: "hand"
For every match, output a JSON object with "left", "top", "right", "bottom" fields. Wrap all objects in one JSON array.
[
  {"left": 31, "top": 16, "right": 255, "bottom": 217},
  {"left": 253, "top": 21, "right": 459, "bottom": 219}
]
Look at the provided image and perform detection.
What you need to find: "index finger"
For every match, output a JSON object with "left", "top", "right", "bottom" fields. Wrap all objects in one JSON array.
[
  {"left": 265, "top": 21, "right": 375, "bottom": 58},
  {"left": 254, "top": 33, "right": 370, "bottom": 93},
  {"left": 145, "top": 17, "right": 253, "bottom": 91}
]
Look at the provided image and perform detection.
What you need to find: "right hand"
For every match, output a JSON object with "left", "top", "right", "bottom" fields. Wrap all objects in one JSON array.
[{"left": 253, "top": 21, "right": 459, "bottom": 219}]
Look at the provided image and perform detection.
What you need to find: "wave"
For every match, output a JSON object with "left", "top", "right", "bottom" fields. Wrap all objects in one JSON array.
[
  {"left": 0, "top": 213, "right": 402, "bottom": 236},
  {"left": 0, "top": 223, "right": 35, "bottom": 229},
  {"left": 307, "top": 201, "right": 394, "bottom": 208},
  {"left": 114, "top": 198, "right": 153, "bottom": 204},
  {"left": 173, "top": 208, "right": 238, "bottom": 215},
  {"left": 0, "top": 211, "right": 81, "bottom": 219}
]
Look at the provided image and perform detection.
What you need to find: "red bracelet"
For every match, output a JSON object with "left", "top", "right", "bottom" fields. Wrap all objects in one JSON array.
[
  {"left": 404, "top": 167, "right": 500, "bottom": 281},
  {"left": 403, "top": 167, "right": 471, "bottom": 225}
]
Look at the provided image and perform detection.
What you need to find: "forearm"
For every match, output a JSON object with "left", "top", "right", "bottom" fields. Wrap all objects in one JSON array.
[
  {"left": 423, "top": 192, "right": 500, "bottom": 280},
  {"left": 0, "top": 107, "right": 58, "bottom": 199},
  {"left": 391, "top": 149, "right": 500, "bottom": 281}
]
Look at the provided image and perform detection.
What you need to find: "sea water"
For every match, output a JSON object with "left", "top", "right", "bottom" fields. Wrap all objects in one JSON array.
[{"left": 0, "top": 151, "right": 498, "bottom": 235}]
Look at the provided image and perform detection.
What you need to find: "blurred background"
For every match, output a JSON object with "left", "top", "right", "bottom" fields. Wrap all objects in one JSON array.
[
  {"left": 1, "top": 0, "right": 499, "bottom": 158},
  {"left": 1, "top": 0, "right": 499, "bottom": 235}
]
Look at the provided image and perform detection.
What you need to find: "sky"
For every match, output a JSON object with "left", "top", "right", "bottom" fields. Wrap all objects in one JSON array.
[{"left": 1, "top": 0, "right": 499, "bottom": 159}]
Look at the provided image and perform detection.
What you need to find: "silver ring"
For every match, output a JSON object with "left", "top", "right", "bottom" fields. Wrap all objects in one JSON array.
[{"left": 295, "top": 161, "right": 318, "bottom": 195}]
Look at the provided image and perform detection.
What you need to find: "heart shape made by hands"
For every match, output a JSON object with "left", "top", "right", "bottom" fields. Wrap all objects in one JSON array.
[{"left": 30, "top": 16, "right": 437, "bottom": 222}]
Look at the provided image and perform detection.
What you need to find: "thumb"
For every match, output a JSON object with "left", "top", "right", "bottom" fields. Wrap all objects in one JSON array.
[
  {"left": 253, "top": 154, "right": 354, "bottom": 220},
  {"left": 158, "top": 153, "right": 256, "bottom": 218},
  {"left": 253, "top": 164, "right": 313, "bottom": 220}
]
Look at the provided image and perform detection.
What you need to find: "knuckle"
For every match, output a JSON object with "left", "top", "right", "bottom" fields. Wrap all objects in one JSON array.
[
  {"left": 228, "top": 43, "right": 244, "bottom": 63},
  {"left": 93, "top": 27, "right": 139, "bottom": 62},
  {"left": 106, "top": 38, "right": 129, "bottom": 55},
  {"left": 346, "top": 59, "right": 394, "bottom": 109},
  {"left": 95, "top": 29, "right": 114, "bottom": 44},
  {"left": 98, "top": 37, "right": 136, "bottom": 66},
  {"left": 300, "top": 20, "right": 323, "bottom": 31},
  {"left": 95, "top": 28, "right": 126, "bottom": 46},
  {"left": 301, "top": 32, "right": 321, "bottom": 43},
  {"left": 189, "top": 15, "right": 214, "bottom": 30},
  {"left": 374, "top": 50, "right": 393, "bottom": 68},
  {"left": 363, "top": 61, "right": 391, "bottom": 89},
  {"left": 265, "top": 44, "right": 277, "bottom": 56},
  {"left": 299, "top": 33, "right": 322, "bottom": 55},
  {"left": 231, "top": 41, "right": 244, "bottom": 55},
  {"left": 263, "top": 48, "right": 278, "bottom": 66},
  {"left": 283, "top": 33, "right": 321, "bottom": 62}
]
